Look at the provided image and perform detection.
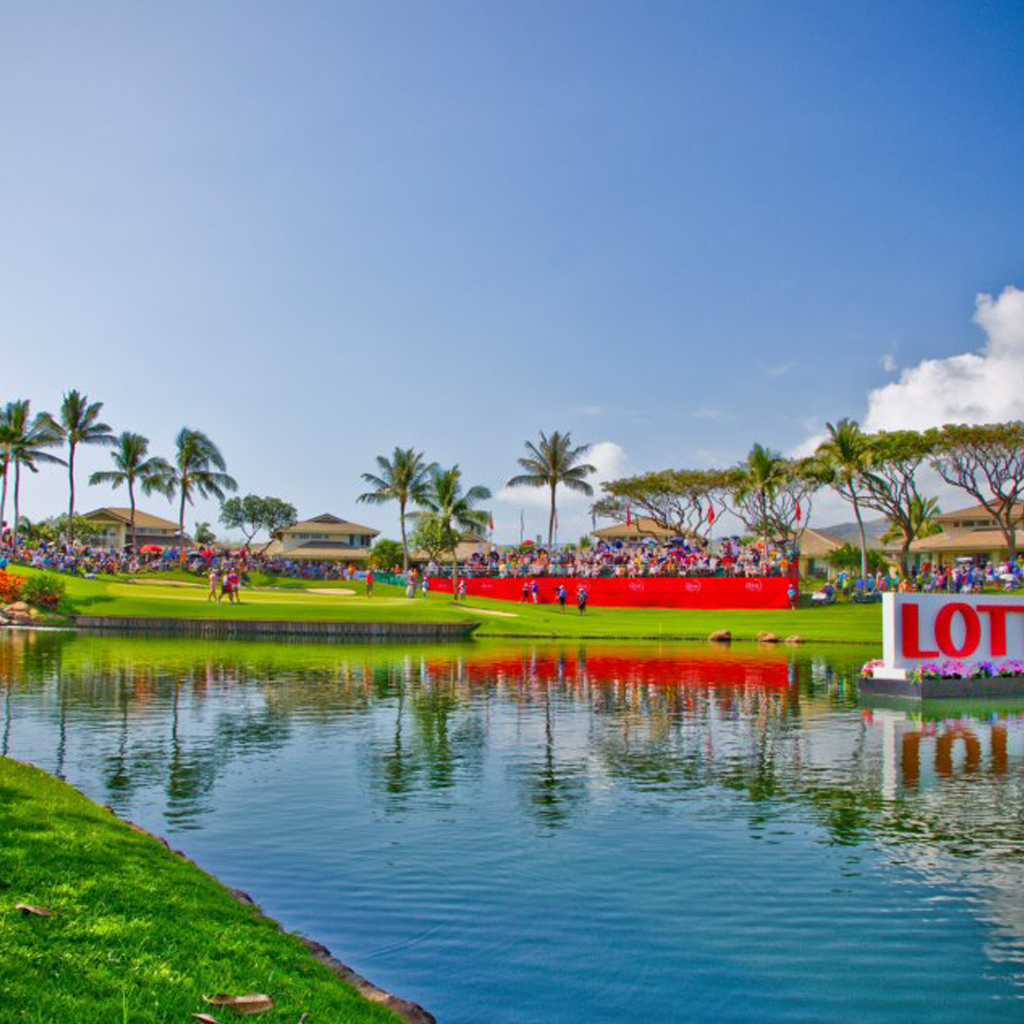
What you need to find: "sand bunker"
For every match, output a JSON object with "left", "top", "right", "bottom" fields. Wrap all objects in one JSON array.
[{"left": 306, "top": 588, "right": 357, "bottom": 596}]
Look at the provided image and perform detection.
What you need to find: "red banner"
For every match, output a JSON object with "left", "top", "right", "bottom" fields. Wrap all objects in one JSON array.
[{"left": 428, "top": 575, "right": 793, "bottom": 609}]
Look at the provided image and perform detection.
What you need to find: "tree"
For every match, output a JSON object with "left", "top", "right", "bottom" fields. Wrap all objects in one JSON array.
[
  {"left": 411, "top": 466, "right": 491, "bottom": 593},
  {"left": 731, "top": 445, "right": 822, "bottom": 563},
  {"left": 816, "top": 418, "right": 874, "bottom": 581},
  {"left": 219, "top": 495, "right": 297, "bottom": 550},
  {"left": 598, "top": 468, "right": 740, "bottom": 539},
  {"left": 165, "top": 429, "right": 238, "bottom": 549},
  {"left": 506, "top": 431, "right": 596, "bottom": 548},
  {"left": 39, "top": 391, "right": 115, "bottom": 543},
  {"left": 409, "top": 518, "right": 450, "bottom": 563},
  {"left": 193, "top": 522, "right": 217, "bottom": 546},
  {"left": 0, "top": 401, "right": 64, "bottom": 554},
  {"left": 20, "top": 514, "right": 105, "bottom": 546},
  {"left": 858, "top": 429, "right": 937, "bottom": 575},
  {"left": 358, "top": 448, "right": 435, "bottom": 572},
  {"left": 930, "top": 422, "right": 1024, "bottom": 562},
  {"left": 880, "top": 495, "right": 942, "bottom": 546},
  {"left": 369, "top": 538, "right": 405, "bottom": 571},
  {"left": 826, "top": 543, "right": 889, "bottom": 577},
  {"left": 88, "top": 432, "right": 174, "bottom": 551}
]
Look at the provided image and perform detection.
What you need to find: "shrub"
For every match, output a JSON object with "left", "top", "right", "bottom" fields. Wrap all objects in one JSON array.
[
  {"left": 21, "top": 573, "right": 67, "bottom": 610},
  {"left": 0, "top": 572, "right": 26, "bottom": 604}
]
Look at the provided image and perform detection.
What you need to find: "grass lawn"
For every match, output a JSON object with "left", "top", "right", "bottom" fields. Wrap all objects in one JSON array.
[
  {"left": 10, "top": 566, "right": 883, "bottom": 644},
  {"left": 0, "top": 757, "right": 406, "bottom": 1024}
]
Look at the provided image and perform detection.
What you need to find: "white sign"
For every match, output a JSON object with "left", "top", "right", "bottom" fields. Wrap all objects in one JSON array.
[{"left": 882, "top": 592, "right": 1024, "bottom": 674}]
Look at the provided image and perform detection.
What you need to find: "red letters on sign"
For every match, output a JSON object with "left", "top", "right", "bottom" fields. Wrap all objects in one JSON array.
[
  {"left": 901, "top": 603, "right": 939, "bottom": 658},
  {"left": 934, "top": 603, "right": 981, "bottom": 658},
  {"left": 977, "top": 605, "right": 1024, "bottom": 657}
]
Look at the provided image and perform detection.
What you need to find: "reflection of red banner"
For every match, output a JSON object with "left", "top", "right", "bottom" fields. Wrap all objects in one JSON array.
[
  {"left": 424, "top": 649, "right": 790, "bottom": 688},
  {"left": 430, "top": 576, "right": 791, "bottom": 609}
]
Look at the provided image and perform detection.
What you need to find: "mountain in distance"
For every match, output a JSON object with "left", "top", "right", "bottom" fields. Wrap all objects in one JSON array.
[{"left": 814, "top": 518, "right": 889, "bottom": 545}]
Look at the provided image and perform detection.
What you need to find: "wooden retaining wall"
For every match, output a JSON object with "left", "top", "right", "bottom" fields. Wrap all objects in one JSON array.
[{"left": 74, "top": 615, "right": 479, "bottom": 642}]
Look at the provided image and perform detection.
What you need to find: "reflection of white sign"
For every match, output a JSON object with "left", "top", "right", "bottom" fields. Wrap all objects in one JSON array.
[{"left": 882, "top": 593, "right": 1024, "bottom": 674}]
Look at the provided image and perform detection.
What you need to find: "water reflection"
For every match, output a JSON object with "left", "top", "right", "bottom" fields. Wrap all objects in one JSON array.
[{"left": 3, "top": 631, "right": 1024, "bottom": 1021}]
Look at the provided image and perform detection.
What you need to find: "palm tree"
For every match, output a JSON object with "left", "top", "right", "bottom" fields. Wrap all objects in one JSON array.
[
  {"left": 357, "top": 447, "right": 435, "bottom": 572},
  {"left": 164, "top": 429, "right": 238, "bottom": 549},
  {"left": 411, "top": 466, "right": 491, "bottom": 597},
  {"left": 816, "top": 419, "right": 873, "bottom": 581},
  {"left": 89, "top": 432, "right": 174, "bottom": 551},
  {"left": 881, "top": 495, "right": 942, "bottom": 546},
  {"left": 0, "top": 401, "right": 64, "bottom": 555},
  {"left": 39, "top": 391, "right": 116, "bottom": 543},
  {"left": 733, "top": 443, "right": 787, "bottom": 567},
  {"left": 506, "top": 431, "right": 597, "bottom": 548}
]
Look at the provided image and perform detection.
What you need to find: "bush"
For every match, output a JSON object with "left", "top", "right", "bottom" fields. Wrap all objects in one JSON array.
[
  {"left": 0, "top": 572, "right": 26, "bottom": 604},
  {"left": 21, "top": 573, "right": 67, "bottom": 610}
]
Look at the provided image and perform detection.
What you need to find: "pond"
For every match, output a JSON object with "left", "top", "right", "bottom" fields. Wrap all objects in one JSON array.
[{"left": 3, "top": 631, "right": 1024, "bottom": 1023}]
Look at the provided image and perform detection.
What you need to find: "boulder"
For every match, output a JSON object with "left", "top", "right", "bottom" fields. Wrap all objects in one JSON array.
[
  {"left": 784, "top": 635, "right": 805, "bottom": 644},
  {"left": 6, "top": 602, "right": 29, "bottom": 614},
  {"left": 756, "top": 631, "right": 780, "bottom": 643},
  {"left": 708, "top": 630, "right": 732, "bottom": 643}
]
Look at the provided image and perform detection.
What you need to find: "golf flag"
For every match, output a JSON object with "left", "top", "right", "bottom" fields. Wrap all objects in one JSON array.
[
  {"left": 626, "top": 506, "right": 632, "bottom": 527},
  {"left": 489, "top": 513, "right": 495, "bottom": 533},
  {"left": 795, "top": 499, "right": 802, "bottom": 521},
  {"left": 708, "top": 505, "right": 715, "bottom": 525}
]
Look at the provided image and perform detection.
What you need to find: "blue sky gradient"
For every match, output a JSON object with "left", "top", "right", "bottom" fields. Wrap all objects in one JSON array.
[{"left": 3, "top": 2, "right": 1023, "bottom": 540}]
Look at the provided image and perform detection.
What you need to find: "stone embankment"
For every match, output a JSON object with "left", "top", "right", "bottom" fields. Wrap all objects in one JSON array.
[{"left": 1, "top": 602, "right": 41, "bottom": 627}]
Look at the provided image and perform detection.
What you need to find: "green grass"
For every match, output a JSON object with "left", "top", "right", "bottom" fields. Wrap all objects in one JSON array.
[
  {"left": 11, "top": 566, "right": 883, "bottom": 643},
  {"left": 0, "top": 757, "right": 404, "bottom": 1024}
]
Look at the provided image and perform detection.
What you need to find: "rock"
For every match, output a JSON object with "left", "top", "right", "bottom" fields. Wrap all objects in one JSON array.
[
  {"left": 6, "top": 602, "right": 28, "bottom": 614},
  {"left": 784, "top": 635, "right": 805, "bottom": 644},
  {"left": 756, "top": 631, "right": 780, "bottom": 643},
  {"left": 708, "top": 630, "right": 732, "bottom": 643}
]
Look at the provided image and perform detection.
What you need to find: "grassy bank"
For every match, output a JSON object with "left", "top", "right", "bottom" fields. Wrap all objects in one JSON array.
[
  {"left": 11, "top": 566, "right": 882, "bottom": 643},
  {"left": 0, "top": 757, "right": 409, "bottom": 1024}
]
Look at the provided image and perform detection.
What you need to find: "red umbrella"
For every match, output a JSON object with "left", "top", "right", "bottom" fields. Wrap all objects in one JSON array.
[{"left": 140, "top": 544, "right": 163, "bottom": 553}]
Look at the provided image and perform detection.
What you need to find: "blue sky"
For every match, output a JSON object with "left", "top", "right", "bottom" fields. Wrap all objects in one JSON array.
[{"left": 3, "top": 1, "right": 1023, "bottom": 540}]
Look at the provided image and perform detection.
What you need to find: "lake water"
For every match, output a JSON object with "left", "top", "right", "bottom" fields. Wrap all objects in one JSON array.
[{"left": 3, "top": 631, "right": 1024, "bottom": 1023}]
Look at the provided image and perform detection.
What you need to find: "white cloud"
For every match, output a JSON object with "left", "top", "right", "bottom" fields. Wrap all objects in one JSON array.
[
  {"left": 881, "top": 353, "right": 897, "bottom": 373},
  {"left": 865, "top": 284, "right": 1024, "bottom": 431},
  {"left": 690, "top": 407, "right": 726, "bottom": 421}
]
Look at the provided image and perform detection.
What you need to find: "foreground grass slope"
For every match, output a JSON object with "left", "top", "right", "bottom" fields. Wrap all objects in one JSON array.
[
  {"left": 0, "top": 757, "right": 403, "bottom": 1024},
  {"left": 12, "top": 566, "right": 882, "bottom": 643}
]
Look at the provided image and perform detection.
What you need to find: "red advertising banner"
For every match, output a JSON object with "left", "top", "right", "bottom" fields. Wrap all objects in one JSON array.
[{"left": 427, "top": 575, "right": 793, "bottom": 609}]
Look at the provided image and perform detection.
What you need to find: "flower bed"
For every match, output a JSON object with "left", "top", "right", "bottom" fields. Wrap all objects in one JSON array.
[
  {"left": 862, "top": 658, "right": 1024, "bottom": 681},
  {"left": 0, "top": 572, "right": 26, "bottom": 604}
]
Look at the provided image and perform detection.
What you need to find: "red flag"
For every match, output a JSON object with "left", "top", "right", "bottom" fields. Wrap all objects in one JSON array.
[
  {"left": 626, "top": 506, "right": 632, "bottom": 527},
  {"left": 708, "top": 506, "right": 715, "bottom": 525},
  {"left": 795, "top": 499, "right": 802, "bottom": 521},
  {"left": 489, "top": 513, "right": 495, "bottom": 532}
]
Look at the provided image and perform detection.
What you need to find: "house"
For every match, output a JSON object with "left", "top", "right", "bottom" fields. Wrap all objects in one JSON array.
[
  {"left": 83, "top": 507, "right": 183, "bottom": 550},
  {"left": 591, "top": 518, "right": 680, "bottom": 543},
  {"left": 796, "top": 527, "right": 846, "bottom": 579},
  {"left": 269, "top": 513, "right": 379, "bottom": 562},
  {"left": 908, "top": 503, "right": 1024, "bottom": 568}
]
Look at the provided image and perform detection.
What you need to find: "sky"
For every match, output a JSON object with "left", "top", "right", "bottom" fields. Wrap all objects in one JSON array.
[{"left": 2, "top": 1, "right": 1023, "bottom": 542}]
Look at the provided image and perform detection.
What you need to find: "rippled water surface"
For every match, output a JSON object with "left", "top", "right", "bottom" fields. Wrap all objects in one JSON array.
[{"left": 4, "top": 631, "right": 1024, "bottom": 1023}]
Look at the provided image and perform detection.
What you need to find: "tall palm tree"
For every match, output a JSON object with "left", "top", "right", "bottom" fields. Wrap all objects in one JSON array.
[
  {"left": 0, "top": 401, "right": 64, "bottom": 554},
  {"left": 733, "top": 443, "right": 787, "bottom": 567},
  {"left": 411, "top": 466, "right": 491, "bottom": 596},
  {"left": 164, "top": 429, "right": 237, "bottom": 549},
  {"left": 506, "top": 431, "right": 597, "bottom": 548},
  {"left": 89, "top": 432, "right": 174, "bottom": 551},
  {"left": 38, "top": 391, "right": 116, "bottom": 543},
  {"left": 881, "top": 495, "right": 942, "bottom": 546},
  {"left": 816, "top": 419, "right": 873, "bottom": 581},
  {"left": 357, "top": 447, "right": 435, "bottom": 572}
]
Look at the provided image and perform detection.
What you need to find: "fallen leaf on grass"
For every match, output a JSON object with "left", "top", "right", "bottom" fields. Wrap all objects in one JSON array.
[
  {"left": 202, "top": 994, "right": 275, "bottom": 1015},
  {"left": 15, "top": 903, "right": 54, "bottom": 917}
]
